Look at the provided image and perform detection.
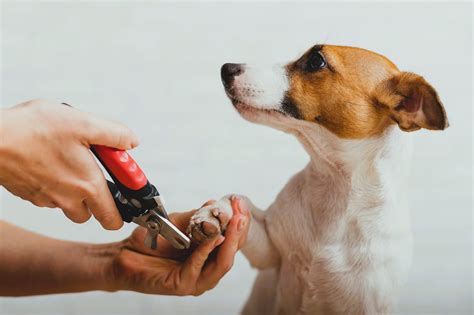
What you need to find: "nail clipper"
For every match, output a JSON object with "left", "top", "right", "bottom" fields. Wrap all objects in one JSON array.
[{"left": 90, "top": 145, "right": 191, "bottom": 250}]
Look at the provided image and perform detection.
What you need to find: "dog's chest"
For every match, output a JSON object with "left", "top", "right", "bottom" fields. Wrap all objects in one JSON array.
[{"left": 263, "top": 170, "right": 412, "bottom": 313}]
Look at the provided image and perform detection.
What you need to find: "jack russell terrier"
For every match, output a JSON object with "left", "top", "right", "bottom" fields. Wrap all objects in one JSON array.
[{"left": 186, "top": 44, "right": 448, "bottom": 314}]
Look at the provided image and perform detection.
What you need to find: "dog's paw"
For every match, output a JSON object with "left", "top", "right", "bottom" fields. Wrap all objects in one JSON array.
[{"left": 187, "top": 197, "right": 233, "bottom": 243}]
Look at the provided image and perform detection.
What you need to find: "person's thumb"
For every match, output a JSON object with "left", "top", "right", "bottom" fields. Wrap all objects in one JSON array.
[
  {"left": 83, "top": 114, "right": 139, "bottom": 150},
  {"left": 169, "top": 210, "right": 198, "bottom": 231}
]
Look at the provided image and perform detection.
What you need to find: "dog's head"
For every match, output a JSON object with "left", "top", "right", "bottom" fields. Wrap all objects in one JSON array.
[{"left": 221, "top": 45, "right": 448, "bottom": 155}]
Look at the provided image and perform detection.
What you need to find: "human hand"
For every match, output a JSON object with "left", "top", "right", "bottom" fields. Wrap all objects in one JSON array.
[
  {"left": 106, "top": 199, "right": 250, "bottom": 295},
  {"left": 0, "top": 99, "right": 138, "bottom": 229}
]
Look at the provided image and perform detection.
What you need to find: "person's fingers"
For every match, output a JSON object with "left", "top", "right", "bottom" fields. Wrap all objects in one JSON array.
[
  {"left": 196, "top": 196, "right": 249, "bottom": 290},
  {"left": 85, "top": 194, "right": 123, "bottom": 230},
  {"left": 84, "top": 171, "right": 123, "bottom": 230},
  {"left": 168, "top": 210, "right": 198, "bottom": 231},
  {"left": 230, "top": 196, "right": 250, "bottom": 248},
  {"left": 29, "top": 193, "right": 57, "bottom": 208},
  {"left": 32, "top": 200, "right": 57, "bottom": 208},
  {"left": 180, "top": 236, "right": 225, "bottom": 285},
  {"left": 82, "top": 113, "right": 139, "bottom": 150},
  {"left": 61, "top": 201, "right": 92, "bottom": 223},
  {"left": 230, "top": 195, "right": 250, "bottom": 218},
  {"left": 127, "top": 226, "right": 174, "bottom": 258},
  {"left": 197, "top": 213, "right": 245, "bottom": 290}
]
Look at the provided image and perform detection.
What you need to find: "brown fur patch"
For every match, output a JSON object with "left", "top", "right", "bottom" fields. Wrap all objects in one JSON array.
[
  {"left": 374, "top": 72, "right": 449, "bottom": 131},
  {"left": 286, "top": 45, "right": 404, "bottom": 139}
]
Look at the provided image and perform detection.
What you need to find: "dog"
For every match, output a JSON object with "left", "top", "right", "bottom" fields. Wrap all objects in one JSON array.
[{"left": 186, "top": 44, "right": 448, "bottom": 314}]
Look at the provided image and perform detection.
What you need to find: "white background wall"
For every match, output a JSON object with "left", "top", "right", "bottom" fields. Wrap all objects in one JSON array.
[{"left": 0, "top": 1, "right": 472, "bottom": 314}]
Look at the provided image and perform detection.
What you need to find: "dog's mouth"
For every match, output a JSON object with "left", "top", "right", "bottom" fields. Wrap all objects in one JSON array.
[
  {"left": 233, "top": 102, "right": 287, "bottom": 117},
  {"left": 225, "top": 88, "right": 288, "bottom": 117},
  {"left": 232, "top": 100, "right": 288, "bottom": 118}
]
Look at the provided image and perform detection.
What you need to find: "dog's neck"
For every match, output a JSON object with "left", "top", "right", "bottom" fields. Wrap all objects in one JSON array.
[{"left": 297, "top": 124, "right": 412, "bottom": 207}]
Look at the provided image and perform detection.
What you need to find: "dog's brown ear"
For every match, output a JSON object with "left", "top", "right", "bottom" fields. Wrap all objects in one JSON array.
[{"left": 375, "top": 72, "right": 448, "bottom": 132}]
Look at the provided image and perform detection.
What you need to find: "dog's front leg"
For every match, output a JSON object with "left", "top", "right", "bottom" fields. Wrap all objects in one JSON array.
[{"left": 187, "top": 195, "right": 280, "bottom": 270}]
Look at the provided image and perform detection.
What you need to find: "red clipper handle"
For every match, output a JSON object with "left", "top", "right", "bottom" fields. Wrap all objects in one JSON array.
[{"left": 92, "top": 145, "right": 148, "bottom": 191}]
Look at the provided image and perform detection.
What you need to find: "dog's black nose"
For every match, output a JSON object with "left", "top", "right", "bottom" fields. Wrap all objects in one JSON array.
[{"left": 221, "top": 63, "right": 243, "bottom": 87}]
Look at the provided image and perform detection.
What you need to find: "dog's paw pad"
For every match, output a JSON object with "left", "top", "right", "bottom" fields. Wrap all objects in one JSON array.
[
  {"left": 187, "top": 199, "right": 233, "bottom": 243},
  {"left": 201, "top": 220, "right": 219, "bottom": 236}
]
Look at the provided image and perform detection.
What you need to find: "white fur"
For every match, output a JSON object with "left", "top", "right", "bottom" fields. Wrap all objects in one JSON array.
[
  {"left": 192, "top": 64, "right": 414, "bottom": 314},
  {"left": 230, "top": 64, "right": 289, "bottom": 110}
]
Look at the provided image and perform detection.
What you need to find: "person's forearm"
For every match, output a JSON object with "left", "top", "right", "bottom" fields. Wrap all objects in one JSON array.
[{"left": 0, "top": 220, "right": 120, "bottom": 296}]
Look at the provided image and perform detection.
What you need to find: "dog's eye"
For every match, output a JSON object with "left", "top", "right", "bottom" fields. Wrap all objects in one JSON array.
[{"left": 306, "top": 51, "right": 326, "bottom": 71}]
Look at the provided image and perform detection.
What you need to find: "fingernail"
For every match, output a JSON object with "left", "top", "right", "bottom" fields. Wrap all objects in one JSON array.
[{"left": 238, "top": 217, "right": 247, "bottom": 232}]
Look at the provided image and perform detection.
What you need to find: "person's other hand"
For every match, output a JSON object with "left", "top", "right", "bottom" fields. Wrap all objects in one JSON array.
[
  {"left": 0, "top": 100, "right": 138, "bottom": 229},
  {"left": 107, "top": 198, "right": 250, "bottom": 295}
]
